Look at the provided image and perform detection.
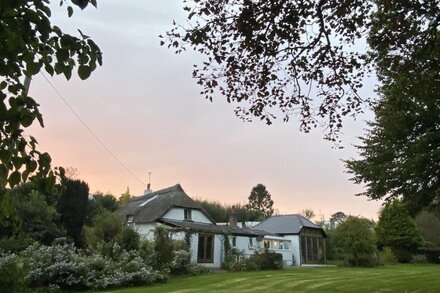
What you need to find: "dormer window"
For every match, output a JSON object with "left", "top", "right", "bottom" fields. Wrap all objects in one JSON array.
[
  {"left": 126, "top": 215, "right": 134, "bottom": 223},
  {"left": 184, "top": 208, "right": 192, "bottom": 221}
]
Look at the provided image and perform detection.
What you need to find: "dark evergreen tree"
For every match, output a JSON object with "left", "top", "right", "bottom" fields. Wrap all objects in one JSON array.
[
  {"left": 57, "top": 178, "right": 89, "bottom": 247},
  {"left": 376, "top": 201, "right": 423, "bottom": 263},
  {"left": 246, "top": 184, "right": 274, "bottom": 218}
]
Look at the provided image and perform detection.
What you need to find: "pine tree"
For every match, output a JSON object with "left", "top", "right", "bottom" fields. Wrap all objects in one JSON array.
[{"left": 246, "top": 184, "right": 274, "bottom": 218}]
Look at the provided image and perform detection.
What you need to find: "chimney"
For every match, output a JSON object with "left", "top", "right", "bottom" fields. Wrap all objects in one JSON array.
[
  {"left": 143, "top": 183, "right": 152, "bottom": 195},
  {"left": 229, "top": 205, "right": 237, "bottom": 227}
]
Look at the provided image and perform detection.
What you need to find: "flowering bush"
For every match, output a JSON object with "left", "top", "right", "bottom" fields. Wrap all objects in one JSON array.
[
  {"left": 170, "top": 249, "right": 210, "bottom": 275},
  {"left": 20, "top": 243, "right": 166, "bottom": 290}
]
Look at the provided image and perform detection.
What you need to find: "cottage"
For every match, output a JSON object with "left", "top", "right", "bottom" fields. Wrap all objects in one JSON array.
[
  {"left": 116, "top": 184, "right": 325, "bottom": 268},
  {"left": 116, "top": 184, "right": 275, "bottom": 268}
]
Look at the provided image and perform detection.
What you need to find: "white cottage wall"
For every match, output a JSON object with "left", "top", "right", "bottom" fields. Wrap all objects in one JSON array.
[
  {"left": 133, "top": 223, "right": 157, "bottom": 240},
  {"left": 283, "top": 235, "right": 301, "bottom": 266},
  {"left": 162, "top": 208, "right": 213, "bottom": 224}
]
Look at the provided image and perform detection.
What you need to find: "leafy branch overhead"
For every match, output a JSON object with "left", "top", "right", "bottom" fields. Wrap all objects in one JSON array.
[
  {"left": 162, "top": 0, "right": 438, "bottom": 141},
  {"left": 0, "top": 0, "right": 102, "bottom": 188},
  {"left": 162, "top": 0, "right": 374, "bottom": 141}
]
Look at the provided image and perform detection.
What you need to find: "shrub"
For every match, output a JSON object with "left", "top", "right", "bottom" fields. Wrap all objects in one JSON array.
[
  {"left": 376, "top": 201, "right": 423, "bottom": 263},
  {"left": 225, "top": 258, "right": 259, "bottom": 271},
  {"left": 378, "top": 247, "right": 397, "bottom": 265},
  {"left": 169, "top": 249, "right": 209, "bottom": 275},
  {"left": 251, "top": 250, "right": 283, "bottom": 270},
  {"left": 420, "top": 242, "right": 440, "bottom": 264},
  {"left": 170, "top": 249, "right": 192, "bottom": 275},
  {"left": 20, "top": 243, "right": 165, "bottom": 290},
  {"left": 333, "top": 216, "right": 378, "bottom": 267},
  {"left": 411, "top": 254, "right": 428, "bottom": 264},
  {"left": 154, "top": 226, "right": 175, "bottom": 271},
  {"left": 0, "top": 253, "right": 26, "bottom": 292}
]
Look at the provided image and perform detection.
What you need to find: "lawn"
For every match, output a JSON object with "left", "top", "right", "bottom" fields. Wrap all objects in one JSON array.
[{"left": 104, "top": 264, "right": 440, "bottom": 292}]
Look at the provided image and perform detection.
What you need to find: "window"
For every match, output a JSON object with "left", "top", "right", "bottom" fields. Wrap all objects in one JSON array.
[
  {"left": 232, "top": 236, "right": 237, "bottom": 247},
  {"left": 126, "top": 215, "right": 133, "bottom": 223},
  {"left": 264, "top": 239, "right": 270, "bottom": 249},
  {"left": 197, "top": 234, "right": 214, "bottom": 263},
  {"left": 300, "top": 234, "right": 326, "bottom": 264},
  {"left": 184, "top": 209, "right": 192, "bottom": 221},
  {"left": 249, "top": 238, "right": 254, "bottom": 248}
]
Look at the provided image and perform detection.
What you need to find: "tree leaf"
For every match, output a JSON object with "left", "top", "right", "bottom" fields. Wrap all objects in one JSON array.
[
  {"left": 9, "top": 171, "right": 21, "bottom": 187},
  {"left": 78, "top": 65, "right": 91, "bottom": 80},
  {"left": 67, "top": 6, "right": 73, "bottom": 17}
]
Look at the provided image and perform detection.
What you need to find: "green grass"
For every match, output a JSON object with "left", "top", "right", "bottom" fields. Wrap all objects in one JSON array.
[{"left": 104, "top": 264, "right": 440, "bottom": 293}]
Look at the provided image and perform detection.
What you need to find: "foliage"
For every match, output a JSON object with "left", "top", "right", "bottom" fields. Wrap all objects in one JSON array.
[
  {"left": 18, "top": 242, "right": 165, "bottom": 291},
  {"left": 0, "top": 252, "right": 26, "bottom": 292},
  {"left": 330, "top": 211, "right": 348, "bottom": 228},
  {"left": 195, "top": 199, "right": 264, "bottom": 222},
  {"left": 251, "top": 250, "right": 283, "bottom": 270},
  {"left": 85, "top": 192, "right": 119, "bottom": 225},
  {"left": 377, "top": 247, "right": 397, "bottom": 265},
  {"left": 0, "top": 0, "right": 102, "bottom": 189},
  {"left": 169, "top": 249, "right": 209, "bottom": 275},
  {"left": 376, "top": 201, "right": 423, "bottom": 263},
  {"left": 154, "top": 226, "right": 175, "bottom": 271},
  {"left": 0, "top": 183, "right": 64, "bottom": 251},
  {"left": 162, "top": 0, "right": 376, "bottom": 141},
  {"left": 333, "top": 216, "right": 377, "bottom": 267},
  {"left": 57, "top": 178, "right": 89, "bottom": 247},
  {"left": 345, "top": 25, "right": 440, "bottom": 213},
  {"left": 246, "top": 184, "right": 274, "bottom": 218},
  {"left": 83, "top": 210, "right": 139, "bottom": 253},
  {"left": 415, "top": 210, "right": 440, "bottom": 247},
  {"left": 118, "top": 186, "right": 132, "bottom": 207},
  {"left": 225, "top": 257, "right": 259, "bottom": 272},
  {"left": 299, "top": 208, "right": 315, "bottom": 221}
]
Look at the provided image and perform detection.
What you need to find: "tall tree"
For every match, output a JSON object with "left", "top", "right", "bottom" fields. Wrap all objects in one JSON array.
[
  {"left": 246, "top": 184, "right": 274, "bottom": 218},
  {"left": 57, "top": 178, "right": 89, "bottom": 247},
  {"left": 345, "top": 39, "right": 440, "bottom": 214},
  {"left": 376, "top": 201, "right": 423, "bottom": 263},
  {"left": 118, "top": 186, "right": 131, "bottom": 207},
  {"left": 0, "top": 0, "right": 102, "bottom": 188},
  {"left": 163, "top": 1, "right": 438, "bottom": 141},
  {"left": 330, "top": 211, "right": 348, "bottom": 228}
]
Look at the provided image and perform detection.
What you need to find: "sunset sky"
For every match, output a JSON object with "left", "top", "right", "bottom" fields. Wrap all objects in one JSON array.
[{"left": 27, "top": 0, "right": 382, "bottom": 220}]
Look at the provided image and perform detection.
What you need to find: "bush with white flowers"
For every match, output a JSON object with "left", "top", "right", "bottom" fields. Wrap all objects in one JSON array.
[{"left": 19, "top": 243, "right": 166, "bottom": 290}]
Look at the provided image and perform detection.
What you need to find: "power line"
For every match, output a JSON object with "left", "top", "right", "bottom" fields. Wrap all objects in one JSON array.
[{"left": 40, "top": 72, "right": 146, "bottom": 187}]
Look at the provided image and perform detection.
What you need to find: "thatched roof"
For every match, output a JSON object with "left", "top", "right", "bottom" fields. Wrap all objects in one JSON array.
[
  {"left": 116, "top": 184, "right": 215, "bottom": 224},
  {"left": 254, "top": 214, "right": 326, "bottom": 237}
]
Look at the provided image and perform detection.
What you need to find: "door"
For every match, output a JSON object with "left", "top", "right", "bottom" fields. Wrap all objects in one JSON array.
[{"left": 197, "top": 234, "right": 214, "bottom": 263}]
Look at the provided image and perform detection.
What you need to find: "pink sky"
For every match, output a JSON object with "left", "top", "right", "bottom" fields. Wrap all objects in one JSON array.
[{"left": 26, "top": 0, "right": 382, "bottom": 220}]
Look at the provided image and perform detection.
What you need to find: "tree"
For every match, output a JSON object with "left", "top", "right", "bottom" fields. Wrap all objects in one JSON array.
[
  {"left": 118, "top": 186, "right": 131, "bottom": 207},
  {"left": 57, "top": 178, "right": 89, "bottom": 247},
  {"left": 0, "top": 0, "right": 102, "bottom": 189},
  {"left": 299, "top": 208, "right": 315, "bottom": 221},
  {"left": 333, "top": 216, "right": 377, "bottom": 267},
  {"left": 163, "top": 1, "right": 438, "bottom": 141},
  {"left": 376, "top": 201, "right": 423, "bottom": 263},
  {"left": 330, "top": 211, "right": 348, "bottom": 228},
  {"left": 246, "top": 184, "right": 274, "bottom": 218},
  {"left": 345, "top": 43, "right": 440, "bottom": 214},
  {"left": 0, "top": 183, "right": 64, "bottom": 251}
]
